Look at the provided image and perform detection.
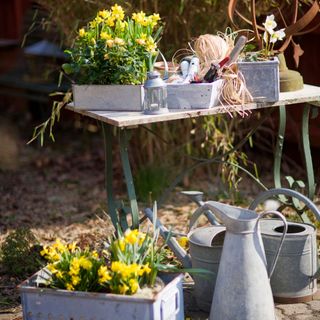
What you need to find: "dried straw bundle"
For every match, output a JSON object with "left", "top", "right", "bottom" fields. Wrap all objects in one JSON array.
[
  {"left": 194, "top": 34, "right": 230, "bottom": 78},
  {"left": 219, "top": 68, "right": 253, "bottom": 117}
]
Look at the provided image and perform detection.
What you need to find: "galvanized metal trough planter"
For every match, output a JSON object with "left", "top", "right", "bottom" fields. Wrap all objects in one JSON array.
[
  {"left": 72, "top": 80, "right": 223, "bottom": 111},
  {"left": 19, "top": 270, "right": 184, "bottom": 320},
  {"left": 72, "top": 84, "right": 144, "bottom": 111},
  {"left": 237, "top": 57, "right": 279, "bottom": 102},
  {"left": 167, "top": 79, "right": 223, "bottom": 110}
]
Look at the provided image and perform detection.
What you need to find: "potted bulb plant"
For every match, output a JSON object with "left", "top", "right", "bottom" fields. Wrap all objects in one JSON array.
[
  {"left": 62, "top": 4, "right": 163, "bottom": 111},
  {"left": 19, "top": 225, "right": 185, "bottom": 320},
  {"left": 237, "top": 14, "right": 285, "bottom": 102}
]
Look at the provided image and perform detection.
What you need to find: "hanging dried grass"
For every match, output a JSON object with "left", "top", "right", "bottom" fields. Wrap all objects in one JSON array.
[
  {"left": 194, "top": 34, "right": 231, "bottom": 78},
  {"left": 219, "top": 67, "right": 253, "bottom": 118}
]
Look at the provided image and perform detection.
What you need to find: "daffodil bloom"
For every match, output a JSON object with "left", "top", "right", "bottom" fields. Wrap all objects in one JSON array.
[
  {"left": 118, "top": 238, "right": 125, "bottom": 251},
  {"left": 68, "top": 242, "right": 78, "bottom": 252},
  {"left": 72, "top": 275, "right": 81, "bottom": 286},
  {"left": 98, "top": 266, "right": 112, "bottom": 283},
  {"left": 111, "top": 4, "right": 125, "bottom": 21},
  {"left": 52, "top": 239, "right": 67, "bottom": 253},
  {"left": 92, "top": 250, "right": 99, "bottom": 259},
  {"left": 146, "top": 38, "right": 157, "bottom": 53},
  {"left": 40, "top": 246, "right": 49, "bottom": 257},
  {"left": 119, "top": 283, "right": 129, "bottom": 294},
  {"left": 100, "top": 32, "right": 112, "bottom": 40},
  {"left": 124, "top": 229, "right": 139, "bottom": 245},
  {"left": 263, "top": 14, "right": 277, "bottom": 34},
  {"left": 106, "top": 17, "right": 115, "bottom": 27},
  {"left": 132, "top": 11, "right": 146, "bottom": 25},
  {"left": 79, "top": 256, "right": 92, "bottom": 270},
  {"left": 178, "top": 236, "right": 189, "bottom": 249},
  {"left": 79, "top": 28, "right": 86, "bottom": 37},
  {"left": 129, "top": 278, "right": 139, "bottom": 293},
  {"left": 98, "top": 10, "right": 110, "bottom": 19},
  {"left": 56, "top": 270, "right": 64, "bottom": 279},
  {"left": 47, "top": 263, "right": 57, "bottom": 273},
  {"left": 142, "top": 263, "right": 151, "bottom": 274},
  {"left": 66, "top": 283, "right": 74, "bottom": 291}
]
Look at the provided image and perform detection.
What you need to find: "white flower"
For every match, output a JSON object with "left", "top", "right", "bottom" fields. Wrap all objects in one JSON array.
[
  {"left": 270, "top": 28, "right": 286, "bottom": 43},
  {"left": 263, "top": 14, "right": 277, "bottom": 34}
]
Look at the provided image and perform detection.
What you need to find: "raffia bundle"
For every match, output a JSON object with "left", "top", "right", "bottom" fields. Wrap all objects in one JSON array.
[
  {"left": 219, "top": 67, "right": 253, "bottom": 117},
  {"left": 194, "top": 34, "right": 230, "bottom": 78}
]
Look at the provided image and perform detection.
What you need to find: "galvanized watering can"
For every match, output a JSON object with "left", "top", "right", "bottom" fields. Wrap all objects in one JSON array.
[
  {"left": 145, "top": 205, "right": 225, "bottom": 312},
  {"left": 250, "top": 188, "right": 320, "bottom": 303},
  {"left": 191, "top": 201, "right": 288, "bottom": 320}
]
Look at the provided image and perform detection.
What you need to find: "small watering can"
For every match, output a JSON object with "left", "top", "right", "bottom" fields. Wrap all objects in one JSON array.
[{"left": 190, "top": 201, "right": 288, "bottom": 320}]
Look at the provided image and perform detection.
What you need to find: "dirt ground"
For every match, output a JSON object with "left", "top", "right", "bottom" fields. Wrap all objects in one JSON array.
[{"left": 0, "top": 106, "right": 319, "bottom": 319}]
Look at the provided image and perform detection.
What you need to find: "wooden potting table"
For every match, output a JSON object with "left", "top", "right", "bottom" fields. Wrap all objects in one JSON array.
[{"left": 66, "top": 84, "right": 320, "bottom": 235}]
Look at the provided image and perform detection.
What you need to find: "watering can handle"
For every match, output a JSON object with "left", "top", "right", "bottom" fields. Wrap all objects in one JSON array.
[{"left": 257, "top": 211, "right": 288, "bottom": 279}]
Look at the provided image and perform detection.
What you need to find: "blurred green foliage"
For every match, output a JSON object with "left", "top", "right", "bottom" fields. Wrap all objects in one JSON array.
[{"left": 0, "top": 229, "right": 43, "bottom": 279}]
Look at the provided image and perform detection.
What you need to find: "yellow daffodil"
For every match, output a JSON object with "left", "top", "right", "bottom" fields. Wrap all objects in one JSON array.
[
  {"left": 129, "top": 278, "right": 139, "bottom": 293},
  {"left": 98, "top": 10, "right": 110, "bottom": 19},
  {"left": 92, "top": 250, "right": 99, "bottom": 259},
  {"left": 124, "top": 229, "right": 139, "bottom": 245},
  {"left": 68, "top": 242, "right": 78, "bottom": 253},
  {"left": 119, "top": 283, "right": 129, "bottom": 294},
  {"left": 142, "top": 263, "right": 151, "bottom": 274},
  {"left": 66, "top": 283, "right": 75, "bottom": 291},
  {"left": 106, "top": 17, "right": 115, "bottom": 27},
  {"left": 40, "top": 246, "right": 49, "bottom": 257},
  {"left": 79, "top": 257, "right": 92, "bottom": 270},
  {"left": 132, "top": 11, "right": 146, "bottom": 25},
  {"left": 178, "top": 236, "right": 189, "bottom": 249},
  {"left": 100, "top": 32, "right": 112, "bottom": 40},
  {"left": 52, "top": 239, "right": 66, "bottom": 253},
  {"left": 72, "top": 275, "right": 81, "bottom": 286},
  {"left": 79, "top": 28, "right": 86, "bottom": 37},
  {"left": 98, "top": 266, "right": 112, "bottom": 283},
  {"left": 111, "top": 4, "right": 125, "bottom": 21}
]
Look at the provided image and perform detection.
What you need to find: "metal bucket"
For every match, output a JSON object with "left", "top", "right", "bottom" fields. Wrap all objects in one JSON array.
[
  {"left": 260, "top": 219, "right": 318, "bottom": 303},
  {"left": 188, "top": 226, "right": 226, "bottom": 312}
]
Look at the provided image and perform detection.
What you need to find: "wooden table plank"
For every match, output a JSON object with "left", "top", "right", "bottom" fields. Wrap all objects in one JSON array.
[{"left": 66, "top": 84, "right": 320, "bottom": 128}]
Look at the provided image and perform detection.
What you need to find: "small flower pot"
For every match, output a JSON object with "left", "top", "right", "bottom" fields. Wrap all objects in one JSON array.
[
  {"left": 19, "top": 269, "right": 184, "bottom": 320},
  {"left": 72, "top": 84, "right": 144, "bottom": 111},
  {"left": 237, "top": 57, "right": 279, "bottom": 102}
]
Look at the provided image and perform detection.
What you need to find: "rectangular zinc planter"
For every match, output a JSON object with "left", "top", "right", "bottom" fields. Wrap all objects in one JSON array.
[
  {"left": 72, "top": 84, "right": 144, "bottom": 111},
  {"left": 237, "top": 57, "right": 279, "bottom": 102},
  {"left": 167, "top": 79, "right": 223, "bottom": 109},
  {"left": 19, "top": 270, "right": 184, "bottom": 320}
]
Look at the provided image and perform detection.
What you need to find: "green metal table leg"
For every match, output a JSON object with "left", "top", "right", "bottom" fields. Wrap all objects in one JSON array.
[
  {"left": 102, "top": 123, "right": 119, "bottom": 228},
  {"left": 274, "top": 105, "right": 286, "bottom": 191},
  {"left": 302, "top": 104, "right": 316, "bottom": 200},
  {"left": 119, "top": 129, "right": 140, "bottom": 230}
]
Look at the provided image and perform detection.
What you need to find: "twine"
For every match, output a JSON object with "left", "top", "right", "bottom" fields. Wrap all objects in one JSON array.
[
  {"left": 219, "top": 67, "right": 253, "bottom": 118},
  {"left": 194, "top": 34, "right": 230, "bottom": 78}
]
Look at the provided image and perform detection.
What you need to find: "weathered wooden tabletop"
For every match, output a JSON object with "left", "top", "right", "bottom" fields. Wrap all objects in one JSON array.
[{"left": 66, "top": 84, "right": 320, "bottom": 128}]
